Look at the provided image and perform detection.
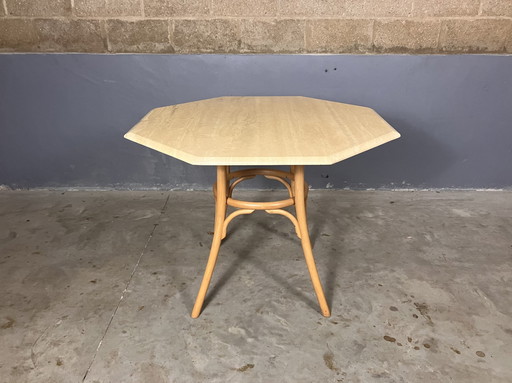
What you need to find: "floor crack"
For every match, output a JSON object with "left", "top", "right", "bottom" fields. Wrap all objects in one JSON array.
[
  {"left": 161, "top": 194, "right": 170, "bottom": 213},
  {"left": 30, "top": 324, "right": 51, "bottom": 369},
  {"left": 82, "top": 193, "right": 170, "bottom": 382}
]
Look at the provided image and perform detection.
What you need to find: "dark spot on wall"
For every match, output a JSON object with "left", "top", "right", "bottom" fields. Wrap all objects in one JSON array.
[
  {"left": 389, "top": 306, "right": 398, "bottom": 311},
  {"left": 451, "top": 347, "right": 461, "bottom": 354},
  {"left": 412, "top": 314, "right": 418, "bottom": 318},
  {"left": 324, "top": 69, "right": 328, "bottom": 72},
  {"left": 407, "top": 337, "right": 412, "bottom": 342},
  {"left": 423, "top": 343, "right": 431, "bottom": 349},
  {"left": 476, "top": 351, "right": 485, "bottom": 357},
  {"left": 56, "top": 358, "right": 63, "bottom": 366},
  {"left": 8, "top": 231, "right": 17, "bottom": 239},
  {"left": 138, "top": 305, "right": 145, "bottom": 311},
  {"left": 383, "top": 335, "right": 396, "bottom": 343},
  {"left": 414, "top": 346, "right": 420, "bottom": 350},
  {"left": 89, "top": 279, "right": 97, "bottom": 284}
]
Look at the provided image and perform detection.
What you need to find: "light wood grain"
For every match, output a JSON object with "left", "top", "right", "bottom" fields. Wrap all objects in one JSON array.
[
  {"left": 293, "top": 165, "right": 330, "bottom": 317},
  {"left": 191, "top": 166, "right": 228, "bottom": 318},
  {"left": 124, "top": 96, "right": 400, "bottom": 166}
]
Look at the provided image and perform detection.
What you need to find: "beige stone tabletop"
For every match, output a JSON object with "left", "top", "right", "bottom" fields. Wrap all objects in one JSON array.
[{"left": 124, "top": 96, "right": 400, "bottom": 165}]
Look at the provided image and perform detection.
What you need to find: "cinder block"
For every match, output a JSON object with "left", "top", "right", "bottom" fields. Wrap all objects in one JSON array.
[
  {"left": 144, "top": 0, "right": 209, "bottom": 17},
  {"left": 506, "top": 32, "right": 512, "bottom": 53},
  {"left": 279, "top": 0, "right": 344, "bottom": 16},
  {"left": 240, "top": 19, "right": 304, "bottom": 53},
  {"left": 374, "top": 20, "right": 440, "bottom": 53},
  {"left": 481, "top": 0, "right": 512, "bottom": 16},
  {"left": 34, "top": 19, "right": 106, "bottom": 52},
  {"left": 212, "top": 0, "right": 277, "bottom": 16},
  {"left": 440, "top": 19, "right": 511, "bottom": 53},
  {"left": 173, "top": 19, "right": 240, "bottom": 53},
  {"left": 306, "top": 19, "right": 372, "bottom": 53},
  {"left": 107, "top": 19, "right": 172, "bottom": 53},
  {"left": 412, "top": 0, "right": 479, "bottom": 16},
  {"left": 74, "top": 0, "right": 142, "bottom": 17},
  {"left": 5, "top": 0, "right": 71, "bottom": 16},
  {"left": 345, "top": 0, "right": 412, "bottom": 17},
  {"left": 0, "top": 19, "right": 38, "bottom": 51}
]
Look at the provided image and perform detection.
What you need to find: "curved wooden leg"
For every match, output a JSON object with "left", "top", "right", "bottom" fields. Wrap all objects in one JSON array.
[
  {"left": 294, "top": 165, "right": 331, "bottom": 317},
  {"left": 191, "top": 166, "right": 228, "bottom": 318}
]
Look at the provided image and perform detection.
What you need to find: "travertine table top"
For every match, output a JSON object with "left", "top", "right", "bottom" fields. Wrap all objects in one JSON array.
[{"left": 124, "top": 96, "right": 400, "bottom": 165}]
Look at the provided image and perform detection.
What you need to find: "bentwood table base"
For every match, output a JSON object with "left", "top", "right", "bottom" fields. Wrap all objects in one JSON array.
[{"left": 191, "top": 165, "right": 331, "bottom": 318}]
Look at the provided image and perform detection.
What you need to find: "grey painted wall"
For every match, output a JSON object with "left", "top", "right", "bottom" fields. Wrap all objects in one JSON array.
[{"left": 0, "top": 54, "right": 511, "bottom": 190}]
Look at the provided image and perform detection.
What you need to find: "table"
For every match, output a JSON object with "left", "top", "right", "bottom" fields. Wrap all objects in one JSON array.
[{"left": 124, "top": 96, "right": 400, "bottom": 318}]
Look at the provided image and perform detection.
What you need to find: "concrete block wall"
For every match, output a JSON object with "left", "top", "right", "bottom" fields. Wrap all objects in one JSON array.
[{"left": 0, "top": 0, "right": 511, "bottom": 53}]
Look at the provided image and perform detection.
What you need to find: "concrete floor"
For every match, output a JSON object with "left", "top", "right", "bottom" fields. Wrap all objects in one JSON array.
[{"left": 0, "top": 190, "right": 511, "bottom": 383}]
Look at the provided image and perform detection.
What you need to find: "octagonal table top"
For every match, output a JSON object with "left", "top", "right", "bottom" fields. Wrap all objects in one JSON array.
[{"left": 124, "top": 96, "right": 400, "bottom": 166}]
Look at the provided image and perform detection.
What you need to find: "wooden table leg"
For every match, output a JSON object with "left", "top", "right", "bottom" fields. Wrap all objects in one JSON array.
[
  {"left": 192, "top": 165, "right": 330, "bottom": 318},
  {"left": 191, "top": 166, "right": 227, "bottom": 318},
  {"left": 293, "top": 165, "right": 331, "bottom": 317}
]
